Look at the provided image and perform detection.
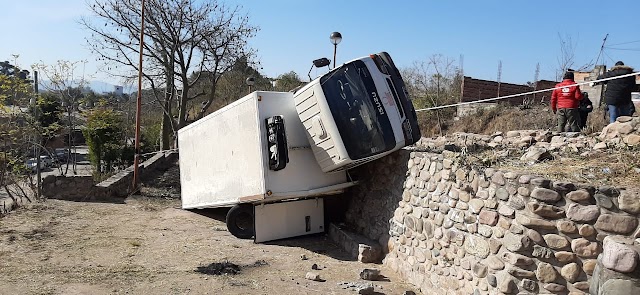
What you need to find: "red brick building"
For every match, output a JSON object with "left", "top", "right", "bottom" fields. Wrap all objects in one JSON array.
[{"left": 461, "top": 76, "right": 557, "bottom": 105}]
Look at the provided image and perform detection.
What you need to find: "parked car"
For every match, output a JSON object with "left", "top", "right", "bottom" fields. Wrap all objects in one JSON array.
[
  {"left": 54, "top": 149, "right": 70, "bottom": 163},
  {"left": 40, "top": 155, "right": 53, "bottom": 167},
  {"left": 25, "top": 158, "right": 45, "bottom": 173}
]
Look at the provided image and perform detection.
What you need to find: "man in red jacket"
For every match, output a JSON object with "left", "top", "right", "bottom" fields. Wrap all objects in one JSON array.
[{"left": 551, "top": 71, "right": 584, "bottom": 132}]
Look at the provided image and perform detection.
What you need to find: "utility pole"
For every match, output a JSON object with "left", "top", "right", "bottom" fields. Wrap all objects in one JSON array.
[
  {"left": 497, "top": 60, "right": 502, "bottom": 98},
  {"left": 132, "top": 0, "right": 146, "bottom": 193},
  {"left": 595, "top": 34, "right": 609, "bottom": 68},
  {"left": 596, "top": 34, "right": 609, "bottom": 108},
  {"left": 459, "top": 54, "right": 464, "bottom": 103},
  {"left": 533, "top": 63, "right": 540, "bottom": 102},
  {"left": 34, "top": 71, "right": 41, "bottom": 199}
]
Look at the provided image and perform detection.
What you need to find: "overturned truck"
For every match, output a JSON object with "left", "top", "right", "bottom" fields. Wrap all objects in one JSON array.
[{"left": 178, "top": 52, "right": 420, "bottom": 242}]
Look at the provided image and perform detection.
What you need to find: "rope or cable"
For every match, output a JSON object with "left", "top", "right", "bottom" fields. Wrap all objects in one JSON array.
[
  {"left": 415, "top": 71, "right": 639, "bottom": 112},
  {"left": 132, "top": 72, "right": 640, "bottom": 154}
]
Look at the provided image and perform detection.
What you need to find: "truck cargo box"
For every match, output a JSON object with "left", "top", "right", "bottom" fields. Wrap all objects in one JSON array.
[{"left": 178, "top": 91, "right": 355, "bottom": 210}]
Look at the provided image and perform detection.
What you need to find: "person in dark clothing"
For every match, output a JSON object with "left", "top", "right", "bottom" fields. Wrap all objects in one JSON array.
[
  {"left": 594, "top": 61, "right": 636, "bottom": 123},
  {"left": 551, "top": 71, "right": 584, "bottom": 132},
  {"left": 578, "top": 91, "right": 593, "bottom": 130}
]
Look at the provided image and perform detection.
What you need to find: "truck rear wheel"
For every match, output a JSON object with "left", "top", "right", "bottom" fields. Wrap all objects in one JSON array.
[{"left": 226, "top": 204, "right": 255, "bottom": 239}]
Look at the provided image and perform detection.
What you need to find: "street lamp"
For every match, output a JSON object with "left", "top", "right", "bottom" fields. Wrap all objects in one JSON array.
[
  {"left": 330, "top": 32, "right": 342, "bottom": 69},
  {"left": 246, "top": 76, "right": 255, "bottom": 93}
]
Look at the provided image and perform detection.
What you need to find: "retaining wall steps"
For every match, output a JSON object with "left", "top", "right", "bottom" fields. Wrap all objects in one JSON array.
[{"left": 42, "top": 151, "right": 178, "bottom": 201}]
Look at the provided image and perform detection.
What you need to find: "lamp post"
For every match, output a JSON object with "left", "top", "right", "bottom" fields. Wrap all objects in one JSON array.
[
  {"left": 330, "top": 32, "right": 342, "bottom": 69},
  {"left": 246, "top": 76, "right": 255, "bottom": 93}
]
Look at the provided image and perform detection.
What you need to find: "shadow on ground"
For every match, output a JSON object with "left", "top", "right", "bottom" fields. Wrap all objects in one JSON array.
[{"left": 187, "top": 206, "right": 356, "bottom": 262}]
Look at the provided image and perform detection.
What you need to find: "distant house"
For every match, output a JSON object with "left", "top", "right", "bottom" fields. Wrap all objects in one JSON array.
[
  {"left": 573, "top": 66, "right": 606, "bottom": 107},
  {"left": 114, "top": 85, "right": 124, "bottom": 96},
  {"left": 460, "top": 76, "right": 557, "bottom": 105},
  {"left": 457, "top": 76, "right": 557, "bottom": 117}
]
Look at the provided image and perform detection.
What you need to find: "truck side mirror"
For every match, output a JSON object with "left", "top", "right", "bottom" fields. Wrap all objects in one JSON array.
[
  {"left": 265, "top": 116, "right": 289, "bottom": 171},
  {"left": 312, "top": 58, "right": 330, "bottom": 68},
  {"left": 308, "top": 58, "right": 331, "bottom": 81}
]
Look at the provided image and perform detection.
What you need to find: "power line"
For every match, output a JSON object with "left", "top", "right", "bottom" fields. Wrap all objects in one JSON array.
[
  {"left": 607, "top": 40, "right": 640, "bottom": 47},
  {"left": 604, "top": 47, "right": 640, "bottom": 51},
  {"left": 603, "top": 51, "right": 616, "bottom": 63}
]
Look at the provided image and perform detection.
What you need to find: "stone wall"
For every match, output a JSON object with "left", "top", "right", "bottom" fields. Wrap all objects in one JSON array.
[
  {"left": 42, "top": 175, "right": 98, "bottom": 201},
  {"left": 590, "top": 236, "right": 640, "bottom": 294},
  {"left": 341, "top": 116, "right": 640, "bottom": 294},
  {"left": 94, "top": 151, "right": 178, "bottom": 197},
  {"left": 345, "top": 145, "right": 640, "bottom": 294},
  {"left": 42, "top": 151, "right": 178, "bottom": 201}
]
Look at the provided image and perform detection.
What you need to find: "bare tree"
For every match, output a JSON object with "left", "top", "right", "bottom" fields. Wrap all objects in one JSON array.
[
  {"left": 402, "top": 54, "right": 459, "bottom": 135},
  {"left": 32, "top": 60, "right": 90, "bottom": 175},
  {"left": 556, "top": 33, "right": 592, "bottom": 80},
  {"left": 80, "top": 0, "right": 257, "bottom": 149},
  {"left": 0, "top": 62, "right": 37, "bottom": 205},
  {"left": 556, "top": 33, "right": 577, "bottom": 80}
]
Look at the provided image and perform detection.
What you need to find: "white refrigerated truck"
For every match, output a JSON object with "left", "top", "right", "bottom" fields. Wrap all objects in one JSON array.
[
  {"left": 179, "top": 91, "right": 357, "bottom": 242},
  {"left": 178, "top": 52, "right": 420, "bottom": 242}
]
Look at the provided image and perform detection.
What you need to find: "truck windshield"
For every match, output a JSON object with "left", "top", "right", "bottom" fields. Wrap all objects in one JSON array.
[{"left": 320, "top": 61, "right": 395, "bottom": 159}]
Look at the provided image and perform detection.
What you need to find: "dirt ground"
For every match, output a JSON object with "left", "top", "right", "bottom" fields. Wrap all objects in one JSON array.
[{"left": 0, "top": 197, "right": 418, "bottom": 295}]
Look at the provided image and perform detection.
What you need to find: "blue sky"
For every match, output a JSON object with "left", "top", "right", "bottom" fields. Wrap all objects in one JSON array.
[{"left": 1, "top": 0, "right": 638, "bottom": 89}]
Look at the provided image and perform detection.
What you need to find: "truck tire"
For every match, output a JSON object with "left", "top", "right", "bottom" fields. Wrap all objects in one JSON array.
[{"left": 226, "top": 204, "right": 255, "bottom": 239}]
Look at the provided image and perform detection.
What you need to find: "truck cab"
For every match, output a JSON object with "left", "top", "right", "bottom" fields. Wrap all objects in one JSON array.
[{"left": 293, "top": 52, "right": 420, "bottom": 172}]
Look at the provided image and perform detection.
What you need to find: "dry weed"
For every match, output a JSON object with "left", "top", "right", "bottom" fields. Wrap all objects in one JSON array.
[
  {"left": 418, "top": 104, "right": 611, "bottom": 137},
  {"left": 496, "top": 148, "right": 640, "bottom": 187},
  {"left": 128, "top": 240, "right": 142, "bottom": 247}
]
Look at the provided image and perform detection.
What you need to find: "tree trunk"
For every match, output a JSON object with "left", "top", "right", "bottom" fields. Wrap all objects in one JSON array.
[
  {"left": 161, "top": 104, "right": 172, "bottom": 150},
  {"left": 161, "top": 80, "right": 174, "bottom": 151},
  {"left": 177, "top": 85, "right": 189, "bottom": 130}
]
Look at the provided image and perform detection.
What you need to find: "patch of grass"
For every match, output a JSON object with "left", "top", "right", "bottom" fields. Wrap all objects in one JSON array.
[
  {"left": 137, "top": 203, "right": 159, "bottom": 212},
  {"left": 245, "top": 260, "right": 268, "bottom": 268},
  {"left": 583, "top": 108, "right": 609, "bottom": 134},
  {"left": 29, "top": 203, "right": 54, "bottom": 211},
  {"left": 129, "top": 196, "right": 179, "bottom": 211}
]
